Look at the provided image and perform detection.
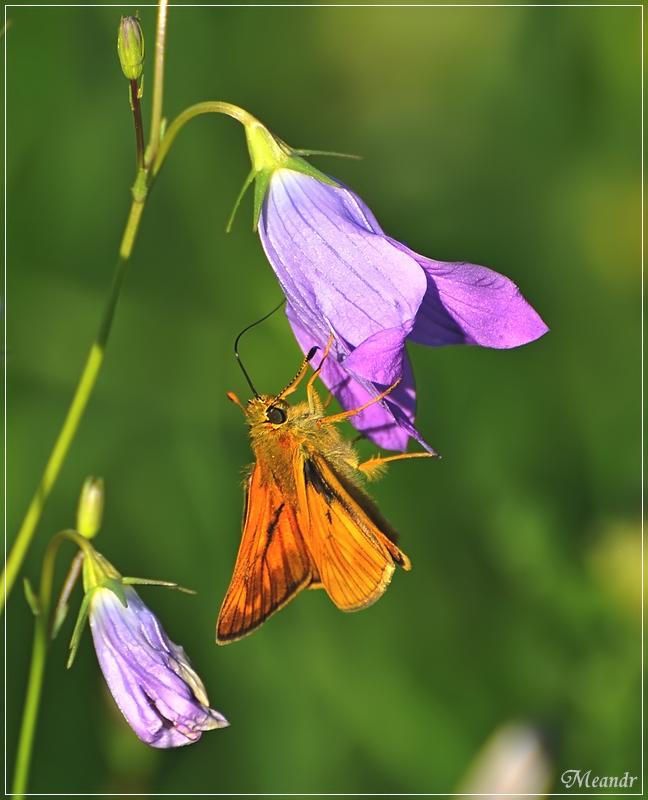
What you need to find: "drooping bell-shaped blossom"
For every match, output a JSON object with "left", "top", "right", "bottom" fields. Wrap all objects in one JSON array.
[
  {"left": 75, "top": 547, "right": 228, "bottom": 748},
  {"left": 242, "top": 120, "right": 549, "bottom": 452},
  {"left": 88, "top": 584, "right": 228, "bottom": 747}
]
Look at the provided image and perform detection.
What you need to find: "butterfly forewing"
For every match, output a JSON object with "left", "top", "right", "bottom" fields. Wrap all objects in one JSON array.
[
  {"left": 298, "top": 453, "right": 410, "bottom": 612},
  {"left": 216, "top": 460, "right": 313, "bottom": 644}
]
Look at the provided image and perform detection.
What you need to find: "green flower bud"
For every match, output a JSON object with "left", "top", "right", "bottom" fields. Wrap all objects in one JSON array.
[
  {"left": 76, "top": 477, "right": 104, "bottom": 539},
  {"left": 118, "top": 16, "right": 144, "bottom": 81}
]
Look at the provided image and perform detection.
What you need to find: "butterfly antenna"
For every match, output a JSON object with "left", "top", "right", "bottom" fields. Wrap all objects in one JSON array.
[{"left": 234, "top": 300, "right": 286, "bottom": 398}]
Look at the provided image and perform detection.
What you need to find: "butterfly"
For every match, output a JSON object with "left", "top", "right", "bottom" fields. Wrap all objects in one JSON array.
[{"left": 216, "top": 339, "right": 431, "bottom": 644}]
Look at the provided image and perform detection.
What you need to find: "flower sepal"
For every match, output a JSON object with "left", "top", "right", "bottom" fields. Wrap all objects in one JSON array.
[
  {"left": 121, "top": 576, "right": 195, "bottom": 594},
  {"left": 237, "top": 120, "right": 343, "bottom": 231},
  {"left": 23, "top": 578, "right": 40, "bottom": 616}
]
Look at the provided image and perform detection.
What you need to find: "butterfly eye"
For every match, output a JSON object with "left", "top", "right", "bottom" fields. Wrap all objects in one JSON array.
[{"left": 266, "top": 406, "right": 287, "bottom": 425}]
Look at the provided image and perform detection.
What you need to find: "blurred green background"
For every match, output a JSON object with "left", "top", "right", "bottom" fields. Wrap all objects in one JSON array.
[{"left": 6, "top": 4, "right": 641, "bottom": 794}]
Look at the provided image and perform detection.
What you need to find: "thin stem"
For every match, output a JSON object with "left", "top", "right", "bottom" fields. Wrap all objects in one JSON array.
[
  {"left": 145, "top": 0, "right": 168, "bottom": 169},
  {"left": 12, "top": 618, "right": 47, "bottom": 798},
  {"left": 129, "top": 78, "right": 145, "bottom": 169},
  {"left": 12, "top": 533, "right": 82, "bottom": 796},
  {"left": 119, "top": 195, "right": 146, "bottom": 261},
  {"left": 153, "top": 101, "right": 260, "bottom": 178},
  {"left": 2, "top": 0, "right": 167, "bottom": 612},
  {"left": 3, "top": 11, "right": 253, "bottom": 614},
  {"left": 2, "top": 246, "right": 133, "bottom": 611}
]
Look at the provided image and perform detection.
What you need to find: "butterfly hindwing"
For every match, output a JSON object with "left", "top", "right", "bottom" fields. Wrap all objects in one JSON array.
[
  {"left": 298, "top": 452, "right": 411, "bottom": 612},
  {"left": 216, "top": 460, "right": 313, "bottom": 643}
]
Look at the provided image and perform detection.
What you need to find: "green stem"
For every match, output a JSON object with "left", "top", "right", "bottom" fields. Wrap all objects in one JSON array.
[
  {"left": 129, "top": 78, "right": 145, "bottom": 170},
  {"left": 12, "top": 617, "right": 47, "bottom": 798},
  {"left": 145, "top": 0, "right": 168, "bottom": 170},
  {"left": 1, "top": 0, "right": 170, "bottom": 613},
  {"left": 3, "top": 21, "right": 259, "bottom": 617},
  {"left": 12, "top": 532, "right": 84, "bottom": 796},
  {"left": 1, "top": 246, "right": 134, "bottom": 611},
  {"left": 153, "top": 101, "right": 260, "bottom": 178}
]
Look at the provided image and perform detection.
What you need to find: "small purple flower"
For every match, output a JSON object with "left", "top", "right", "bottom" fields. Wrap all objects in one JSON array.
[
  {"left": 88, "top": 584, "right": 228, "bottom": 748},
  {"left": 256, "top": 166, "right": 548, "bottom": 452}
]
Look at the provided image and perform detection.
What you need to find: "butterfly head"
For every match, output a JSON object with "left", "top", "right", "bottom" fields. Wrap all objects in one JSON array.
[
  {"left": 240, "top": 394, "right": 293, "bottom": 430},
  {"left": 228, "top": 343, "right": 321, "bottom": 424}
]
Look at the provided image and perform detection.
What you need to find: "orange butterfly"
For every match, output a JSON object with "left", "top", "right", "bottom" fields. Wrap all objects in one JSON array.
[{"left": 216, "top": 339, "right": 431, "bottom": 644}]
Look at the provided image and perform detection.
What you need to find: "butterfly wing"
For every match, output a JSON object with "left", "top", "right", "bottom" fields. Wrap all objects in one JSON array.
[
  {"left": 216, "top": 460, "right": 313, "bottom": 644},
  {"left": 298, "top": 453, "right": 411, "bottom": 612}
]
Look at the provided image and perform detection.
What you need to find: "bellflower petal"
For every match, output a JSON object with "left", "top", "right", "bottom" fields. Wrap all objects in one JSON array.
[
  {"left": 400, "top": 250, "right": 550, "bottom": 349},
  {"left": 259, "top": 168, "right": 426, "bottom": 351},
  {"left": 286, "top": 303, "right": 432, "bottom": 453},
  {"left": 343, "top": 327, "right": 408, "bottom": 386},
  {"left": 89, "top": 585, "right": 228, "bottom": 748}
]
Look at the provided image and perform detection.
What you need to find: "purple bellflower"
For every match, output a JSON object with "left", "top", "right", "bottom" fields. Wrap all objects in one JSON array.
[
  {"left": 73, "top": 546, "right": 228, "bottom": 748},
  {"left": 240, "top": 120, "right": 548, "bottom": 453}
]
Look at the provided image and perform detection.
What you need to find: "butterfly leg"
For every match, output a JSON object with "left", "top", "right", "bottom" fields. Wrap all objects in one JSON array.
[
  {"left": 316, "top": 379, "right": 401, "bottom": 426},
  {"left": 306, "top": 335, "right": 334, "bottom": 390},
  {"left": 306, "top": 334, "right": 335, "bottom": 413},
  {"left": 303, "top": 336, "right": 409, "bottom": 427},
  {"left": 358, "top": 452, "right": 433, "bottom": 481}
]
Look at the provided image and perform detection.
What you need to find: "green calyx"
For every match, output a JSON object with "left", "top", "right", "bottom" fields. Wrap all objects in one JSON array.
[
  {"left": 68, "top": 546, "right": 125, "bottom": 668},
  {"left": 68, "top": 543, "right": 192, "bottom": 668},
  {"left": 81, "top": 545, "right": 120, "bottom": 593},
  {"left": 227, "top": 120, "right": 345, "bottom": 232}
]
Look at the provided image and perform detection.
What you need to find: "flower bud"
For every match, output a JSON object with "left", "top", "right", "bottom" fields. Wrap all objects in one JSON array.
[
  {"left": 76, "top": 477, "right": 104, "bottom": 539},
  {"left": 117, "top": 16, "right": 144, "bottom": 81}
]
